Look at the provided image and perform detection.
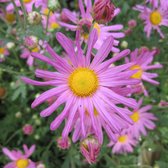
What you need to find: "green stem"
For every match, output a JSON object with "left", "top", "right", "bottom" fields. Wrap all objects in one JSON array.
[
  {"left": 11, "top": 0, "right": 22, "bottom": 26},
  {"left": 5, "top": 129, "right": 21, "bottom": 145},
  {"left": 13, "top": 51, "right": 22, "bottom": 69},
  {"left": 19, "top": 0, "right": 27, "bottom": 31},
  {"left": 45, "top": 10, "right": 51, "bottom": 33}
]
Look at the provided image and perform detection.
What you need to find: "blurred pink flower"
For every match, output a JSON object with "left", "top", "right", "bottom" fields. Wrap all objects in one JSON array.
[
  {"left": 2, "top": 144, "right": 36, "bottom": 168},
  {"left": 59, "top": 0, "right": 124, "bottom": 52},
  {"left": 108, "top": 131, "right": 138, "bottom": 154},
  {"left": 80, "top": 136, "right": 101, "bottom": 164},
  {"left": 126, "top": 48, "right": 162, "bottom": 86},
  {"left": 134, "top": 3, "right": 168, "bottom": 38},
  {"left": 128, "top": 98, "right": 157, "bottom": 138},
  {"left": 22, "top": 124, "right": 34, "bottom": 135}
]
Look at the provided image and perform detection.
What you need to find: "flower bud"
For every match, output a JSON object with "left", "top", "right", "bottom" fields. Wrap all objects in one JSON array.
[
  {"left": 0, "top": 87, "right": 6, "bottom": 98},
  {"left": 27, "top": 11, "right": 42, "bottom": 25},
  {"left": 36, "top": 163, "right": 46, "bottom": 168},
  {"left": 128, "top": 19, "right": 137, "bottom": 28},
  {"left": 80, "top": 136, "right": 101, "bottom": 164},
  {"left": 24, "top": 36, "right": 38, "bottom": 50},
  {"left": 15, "top": 112, "right": 22, "bottom": 118},
  {"left": 48, "top": 0, "right": 60, "bottom": 12},
  {"left": 120, "top": 41, "right": 128, "bottom": 49},
  {"left": 22, "top": 124, "right": 34, "bottom": 135},
  {"left": 6, "top": 42, "right": 15, "bottom": 50},
  {"left": 93, "top": 0, "right": 115, "bottom": 24},
  {"left": 34, "top": 134, "right": 40, "bottom": 140},
  {"left": 57, "top": 137, "right": 71, "bottom": 150}
]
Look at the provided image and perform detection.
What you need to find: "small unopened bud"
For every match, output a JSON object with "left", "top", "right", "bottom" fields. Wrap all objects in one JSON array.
[
  {"left": 22, "top": 124, "right": 34, "bottom": 135},
  {"left": 57, "top": 137, "right": 71, "bottom": 150},
  {"left": 35, "top": 119, "right": 41, "bottom": 126},
  {"left": 24, "top": 36, "right": 38, "bottom": 50},
  {"left": 93, "top": 0, "right": 115, "bottom": 24},
  {"left": 120, "top": 41, "right": 128, "bottom": 49},
  {"left": 36, "top": 163, "right": 46, "bottom": 168},
  {"left": 128, "top": 19, "right": 137, "bottom": 28},
  {"left": 6, "top": 42, "right": 15, "bottom": 50},
  {"left": 80, "top": 136, "right": 101, "bottom": 164},
  {"left": 15, "top": 112, "right": 22, "bottom": 118},
  {"left": 48, "top": 0, "right": 60, "bottom": 12},
  {"left": 0, "top": 87, "right": 6, "bottom": 98},
  {"left": 34, "top": 134, "right": 40, "bottom": 140},
  {"left": 27, "top": 11, "right": 42, "bottom": 25}
]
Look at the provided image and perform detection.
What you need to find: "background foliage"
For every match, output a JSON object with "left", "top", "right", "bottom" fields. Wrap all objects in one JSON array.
[{"left": 0, "top": 0, "right": 168, "bottom": 167}]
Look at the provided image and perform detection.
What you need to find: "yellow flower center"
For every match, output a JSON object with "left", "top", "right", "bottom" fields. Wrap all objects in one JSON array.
[
  {"left": 0, "top": 48, "right": 5, "bottom": 54},
  {"left": 130, "top": 111, "right": 140, "bottom": 122},
  {"left": 130, "top": 65, "right": 143, "bottom": 79},
  {"left": 31, "top": 47, "right": 39, "bottom": 52},
  {"left": 43, "top": 8, "right": 53, "bottom": 16},
  {"left": 16, "top": 159, "right": 29, "bottom": 168},
  {"left": 150, "top": 11, "right": 162, "bottom": 25},
  {"left": 50, "top": 22, "right": 60, "bottom": 29},
  {"left": 23, "top": 0, "right": 32, "bottom": 3},
  {"left": 5, "top": 13, "right": 15, "bottom": 23},
  {"left": 68, "top": 68, "right": 99, "bottom": 97},
  {"left": 118, "top": 135, "right": 128, "bottom": 143},
  {"left": 93, "top": 22, "right": 101, "bottom": 36}
]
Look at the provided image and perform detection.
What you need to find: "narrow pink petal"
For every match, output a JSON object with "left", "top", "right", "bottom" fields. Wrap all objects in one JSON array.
[
  {"left": 2, "top": 148, "right": 17, "bottom": 161},
  {"left": 40, "top": 90, "right": 70, "bottom": 117},
  {"left": 50, "top": 97, "right": 74, "bottom": 130},
  {"left": 31, "top": 86, "right": 67, "bottom": 108},
  {"left": 91, "top": 36, "right": 114, "bottom": 68},
  {"left": 86, "top": 29, "right": 98, "bottom": 66}
]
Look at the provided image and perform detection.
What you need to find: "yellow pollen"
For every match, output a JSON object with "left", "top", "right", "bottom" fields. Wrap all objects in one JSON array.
[
  {"left": 150, "top": 11, "right": 162, "bottom": 25},
  {"left": 93, "top": 22, "right": 101, "bottom": 36},
  {"left": 16, "top": 159, "right": 29, "bottom": 168},
  {"left": 130, "top": 65, "right": 143, "bottom": 79},
  {"left": 50, "top": 22, "right": 60, "bottom": 29},
  {"left": 5, "top": 13, "right": 15, "bottom": 23},
  {"left": 68, "top": 68, "right": 99, "bottom": 97},
  {"left": 0, "top": 48, "right": 5, "bottom": 54},
  {"left": 23, "top": 0, "right": 32, "bottom": 3},
  {"left": 130, "top": 111, "right": 140, "bottom": 122},
  {"left": 31, "top": 47, "right": 39, "bottom": 52},
  {"left": 118, "top": 135, "right": 128, "bottom": 143},
  {"left": 94, "top": 108, "right": 99, "bottom": 116},
  {"left": 43, "top": 8, "right": 53, "bottom": 16},
  {"left": 82, "top": 33, "right": 89, "bottom": 40}
]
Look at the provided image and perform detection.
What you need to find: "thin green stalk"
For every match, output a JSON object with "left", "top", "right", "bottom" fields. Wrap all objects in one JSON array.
[
  {"left": 45, "top": 10, "right": 51, "bottom": 33},
  {"left": 10, "top": 0, "right": 22, "bottom": 26},
  {"left": 13, "top": 51, "right": 22, "bottom": 69},
  {"left": 19, "top": 0, "right": 27, "bottom": 30},
  {"left": 5, "top": 129, "right": 21, "bottom": 145}
]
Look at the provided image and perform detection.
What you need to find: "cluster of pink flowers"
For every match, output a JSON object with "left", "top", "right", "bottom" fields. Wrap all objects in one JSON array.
[
  {"left": 1, "top": 0, "right": 163, "bottom": 165},
  {"left": 134, "top": 0, "right": 168, "bottom": 38}
]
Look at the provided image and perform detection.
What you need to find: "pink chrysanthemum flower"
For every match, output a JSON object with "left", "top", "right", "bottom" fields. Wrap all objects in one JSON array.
[
  {"left": 21, "top": 40, "right": 46, "bottom": 67},
  {"left": 42, "top": 9, "right": 60, "bottom": 31},
  {"left": 108, "top": 131, "right": 138, "bottom": 154},
  {"left": 59, "top": 0, "right": 124, "bottom": 52},
  {"left": 2, "top": 144, "right": 36, "bottom": 168},
  {"left": 134, "top": 3, "right": 168, "bottom": 38},
  {"left": 128, "top": 98, "right": 157, "bottom": 138},
  {"left": 22, "top": 29, "right": 139, "bottom": 143},
  {"left": 126, "top": 48, "right": 162, "bottom": 95}
]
